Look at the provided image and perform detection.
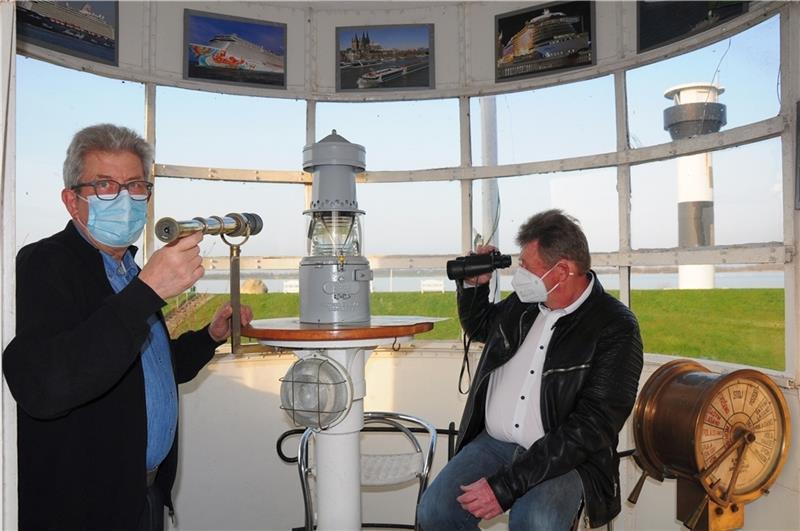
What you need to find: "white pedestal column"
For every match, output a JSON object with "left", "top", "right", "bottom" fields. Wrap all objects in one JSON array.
[
  {"left": 480, "top": 97, "right": 501, "bottom": 300},
  {"left": 255, "top": 321, "right": 423, "bottom": 530},
  {"left": 308, "top": 347, "right": 368, "bottom": 531}
]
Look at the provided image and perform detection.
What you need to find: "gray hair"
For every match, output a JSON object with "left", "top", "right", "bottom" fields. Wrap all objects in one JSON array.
[
  {"left": 516, "top": 209, "right": 591, "bottom": 274},
  {"left": 62, "top": 124, "right": 153, "bottom": 188}
]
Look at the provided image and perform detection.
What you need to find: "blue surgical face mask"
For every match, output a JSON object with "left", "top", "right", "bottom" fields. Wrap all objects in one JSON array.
[{"left": 78, "top": 191, "right": 147, "bottom": 247}]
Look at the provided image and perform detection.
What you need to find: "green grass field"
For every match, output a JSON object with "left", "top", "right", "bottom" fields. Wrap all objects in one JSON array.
[{"left": 169, "top": 289, "right": 785, "bottom": 371}]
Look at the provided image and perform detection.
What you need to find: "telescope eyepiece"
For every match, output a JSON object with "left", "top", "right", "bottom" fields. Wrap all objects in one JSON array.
[
  {"left": 155, "top": 217, "right": 181, "bottom": 242},
  {"left": 446, "top": 250, "right": 512, "bottom": 281}
]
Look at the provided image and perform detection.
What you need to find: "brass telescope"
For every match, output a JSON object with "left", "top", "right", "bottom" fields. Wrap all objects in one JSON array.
[{"left": 155, "top": 213, "right": 263, "bottom": 243}]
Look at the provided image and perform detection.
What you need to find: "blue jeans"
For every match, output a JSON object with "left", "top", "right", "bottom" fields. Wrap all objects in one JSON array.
[{"left": 417, "top": 431, "right": 583, "bottom": 531}]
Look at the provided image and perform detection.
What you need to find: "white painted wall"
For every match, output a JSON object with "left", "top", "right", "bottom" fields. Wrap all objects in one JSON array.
[
  {"left": 175, "top": 347, "right": 471, "bottom": 531},
  {"left": 174, "top": 348, "right": 799, "bottom": 531},
  {"left": 0, "top": 4, "right": 16, "bottom": 529}
]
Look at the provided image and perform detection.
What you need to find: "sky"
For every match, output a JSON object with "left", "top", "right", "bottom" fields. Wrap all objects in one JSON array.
[
  {"left": 14, "top": 12, "right": 782, "bottom": 263},
  {"left": 337, "top": 25, "right": 431, "bottom": 52}
]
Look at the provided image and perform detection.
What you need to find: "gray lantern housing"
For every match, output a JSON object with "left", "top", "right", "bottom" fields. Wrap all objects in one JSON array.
[{"left": 299, "top": 131, "right": 373, "bottom": 324}]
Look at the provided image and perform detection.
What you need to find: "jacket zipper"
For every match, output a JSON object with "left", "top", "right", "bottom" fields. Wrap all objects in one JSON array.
[
  {"left": 517, "top": 307, "right": 533, "bottom": 350},
  {"left": 581, "top": 448, "right": 618, "bottom": 529},
  {"left": 542, "top": 363, "right": 591, "bottom": 377},
  {"left": 499, "top": 323, "right": 511, "bottom": 350},
  {"left": 611, "top": 447, "right": 618, "bottom": 498}
]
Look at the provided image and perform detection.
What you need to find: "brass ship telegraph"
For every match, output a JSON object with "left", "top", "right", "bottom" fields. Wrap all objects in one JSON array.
[{"left": 628, "top": 359, "right": 791, "bottom": 531}]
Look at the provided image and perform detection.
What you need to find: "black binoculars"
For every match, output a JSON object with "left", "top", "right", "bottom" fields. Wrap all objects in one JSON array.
[{"left": 446, "top": 250, "right": 512, "bottom": 280}]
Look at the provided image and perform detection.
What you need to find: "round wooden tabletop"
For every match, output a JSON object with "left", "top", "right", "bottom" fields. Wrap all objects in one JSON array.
[{"left": 242, "top": 316, "right": 434, "bottom": 341}]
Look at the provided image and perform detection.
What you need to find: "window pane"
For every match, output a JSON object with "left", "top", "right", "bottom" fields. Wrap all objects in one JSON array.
[
  {"left": 714, "top": 139, "right": 782, "bottom": 245},
  {"left": 630, "top": 159, "right": 678, "bottom": 248},
  {"left": 358, "top": 181, "right": 461, "bottom": 255},
  {"left": 16, "top": 57, "right": 144, "bottom": 248},
  {"left": 630, "top": 265, "right": 784, "bottom": 371},
  {"left": 471, "top": 168, "right": 619, "bottom": 255},
  {"left": 315, "top": 100, "right": 460, "bottom": 171},
  {"left": 631, "top": 139, "right": 782, "bottom": 249},
  {"left": 627, "top": 15, "right": 780, "bottom": 148},
  {"left": 153, "top": 179, "right": 305, "bottom": 258},
  {"left": 156, "top": 86, "right": 306, "bottom": 170},
  {"left": 470, "top": 76, "right": 616, "bottom": 166}
]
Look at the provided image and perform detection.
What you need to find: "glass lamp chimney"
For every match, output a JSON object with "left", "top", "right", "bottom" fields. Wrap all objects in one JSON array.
[{"left": 307, "top": 211, "right": 363, "bottom": 257}]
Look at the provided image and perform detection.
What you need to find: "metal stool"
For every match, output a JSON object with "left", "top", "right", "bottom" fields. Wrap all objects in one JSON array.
[{"left": 298, "top": 411, "right": 437, "bottom": 531}]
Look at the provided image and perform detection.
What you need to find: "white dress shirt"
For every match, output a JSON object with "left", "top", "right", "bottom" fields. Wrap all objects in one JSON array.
[{"left": 485, "top": 276, "right": 594, "bottom": 448}]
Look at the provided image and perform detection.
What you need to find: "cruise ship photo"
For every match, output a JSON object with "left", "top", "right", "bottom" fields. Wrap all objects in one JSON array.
[
  {"left": 190, "top": 34, "right": 284, "bottom": 73},
  {"left": 185, "top": 10, "right": 286, "bottom": 88},
  {"left": 3, "top": 2, "right": 800, "bottom": 531},
  {"left": 16, "top": 0, "right": 116, "bottom": 64},
  {"left": 496, "top": 3, "right": 593, "bottom": 81}
]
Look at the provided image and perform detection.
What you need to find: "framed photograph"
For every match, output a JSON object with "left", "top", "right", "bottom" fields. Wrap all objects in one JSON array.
[
  {"left": 336, "top": 24, "right": 434, "bottom": 92},
  {"left": 16, "top": 1, "right": 118, "bottom": 66},
  {"left": 638, "top": 1, "right": 749, "bottom": 53},
  {"left": 184, "top": 9, "right": 286, "bottom": 89},
  {"left": 495, "top": 1, "right": 594, "bottom": 83}
]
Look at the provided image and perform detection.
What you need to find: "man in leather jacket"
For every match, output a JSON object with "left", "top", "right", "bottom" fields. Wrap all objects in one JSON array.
[{"left": 417, "top": 209, "right": 643, "bottom": 530}]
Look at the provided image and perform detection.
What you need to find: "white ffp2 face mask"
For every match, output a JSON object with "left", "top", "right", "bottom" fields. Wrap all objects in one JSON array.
[{"left": 512, "top": 264, "right": 558, "bottom": 303}]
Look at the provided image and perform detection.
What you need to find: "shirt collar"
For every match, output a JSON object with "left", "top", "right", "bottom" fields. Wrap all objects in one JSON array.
[
  {"left": 538, "top": 273, "right": 595, "bottom": 317},
  {"left": 100, "top": 248, "right": 137, "bottom": 279},
  {"left": 72, "top": 220, "right": 140, "bottom": 259},
  {"left": 73, "top": 222, "right": 139, "bottom": 273}
]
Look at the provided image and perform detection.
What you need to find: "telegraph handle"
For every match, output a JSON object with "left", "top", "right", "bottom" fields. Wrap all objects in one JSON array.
[{"left": 628, "top": 470, "right": 649, "bottom": 504}]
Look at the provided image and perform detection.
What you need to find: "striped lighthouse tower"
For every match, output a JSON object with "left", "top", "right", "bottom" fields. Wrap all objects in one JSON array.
[{"left": 663, "top": 83, "right": 727, "bottom": 289}]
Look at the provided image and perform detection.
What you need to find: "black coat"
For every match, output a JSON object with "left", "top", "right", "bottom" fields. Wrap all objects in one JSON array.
[
  {"left": 455, "top": 273, "right": 643, "bottom": 528},
  {"left": 2, "top": 222, "right": 220, "bottom": 531}
]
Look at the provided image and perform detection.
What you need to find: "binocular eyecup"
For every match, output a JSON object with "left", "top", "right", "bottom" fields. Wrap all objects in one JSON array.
[{"left": 446, "top": 251, "right": 512, "bottom": 280}]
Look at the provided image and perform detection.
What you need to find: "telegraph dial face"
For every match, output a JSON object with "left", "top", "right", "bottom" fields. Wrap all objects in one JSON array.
[{"left": 697, "top": 371, "right": 790, "bottom": 504}]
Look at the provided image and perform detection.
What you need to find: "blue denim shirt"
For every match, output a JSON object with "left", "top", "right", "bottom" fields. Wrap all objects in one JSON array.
[{"left": 100, "top": 250, "right": 178, "bottom": 471}]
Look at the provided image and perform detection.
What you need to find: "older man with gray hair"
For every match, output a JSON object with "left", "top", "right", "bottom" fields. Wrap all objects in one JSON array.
[{"left": 3, "top": 123, "right": 253, "bottom": 531}]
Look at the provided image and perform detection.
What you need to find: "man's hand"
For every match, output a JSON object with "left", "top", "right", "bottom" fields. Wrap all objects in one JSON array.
[
  {"left": 464, "top": 245, "right": 498, "bottom": 287},
  {"left": 457, "top": 477, "right": 503, "bottom": 520},
  {"left": 139, "top": 232, "right": 204, "bottom": 299},
  {"left": 208, "top": 302, "right": 254, "bottom": 342}
]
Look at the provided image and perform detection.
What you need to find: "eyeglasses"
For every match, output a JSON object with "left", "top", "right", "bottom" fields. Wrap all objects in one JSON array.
[{"left": 71, "top": 179, "right": 153, "bottom": 201}]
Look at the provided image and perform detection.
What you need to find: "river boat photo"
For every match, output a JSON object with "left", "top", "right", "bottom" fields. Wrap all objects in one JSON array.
[
  {"left": 337, "top": 24, "right": 433, "bottom": 91},
  {"left": 355, "top": 61, "right": 429, "bottom": 88}
]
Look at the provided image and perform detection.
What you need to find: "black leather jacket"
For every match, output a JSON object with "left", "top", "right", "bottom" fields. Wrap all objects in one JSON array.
[{"left": 455, "top": 272, "right": 643, "bottom": 527}]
